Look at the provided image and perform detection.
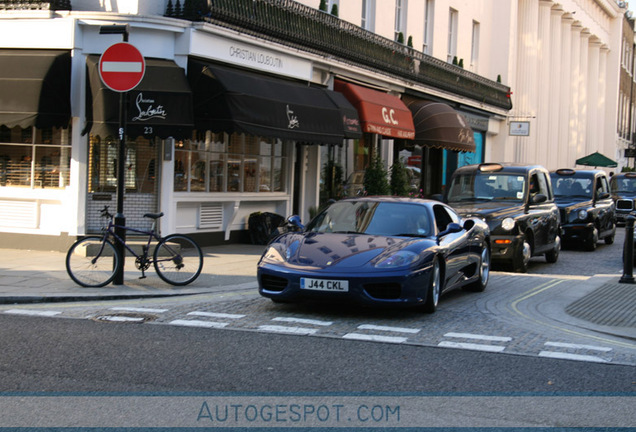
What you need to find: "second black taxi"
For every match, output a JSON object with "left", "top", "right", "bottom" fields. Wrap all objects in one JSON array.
[
  {"left": 443, "top": 163, "right": 561, "bottom": 273},
  {"left": 550, "top": 168, "right": 615, "bottom": 251}
]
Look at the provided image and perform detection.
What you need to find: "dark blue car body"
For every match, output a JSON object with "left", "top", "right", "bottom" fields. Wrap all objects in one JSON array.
[{"left": 257, "top": 197, "right": 490, "bottom": 312}]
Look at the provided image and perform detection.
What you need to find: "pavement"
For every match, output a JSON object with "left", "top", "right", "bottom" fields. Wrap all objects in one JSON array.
[{"left": 0, "top": 243, "right": 634, "bottom": 342}]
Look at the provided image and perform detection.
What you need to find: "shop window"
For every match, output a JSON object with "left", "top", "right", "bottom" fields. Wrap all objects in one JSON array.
[
  {"left": 89, "top": 135, "right": 157, "bottom": 193},
  {"left": 0, "top": 125, "right": 71, "bottom": 189},
  {"left": 174, "top": 132, "right": 287, "bottom": 193}
]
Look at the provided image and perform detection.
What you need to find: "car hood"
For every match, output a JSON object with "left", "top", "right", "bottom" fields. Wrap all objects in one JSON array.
[
  {"left": 449, "top": 201, "right": 525, "bottom": 220},
  {"left": 554, "top": 197, "right": 592, "bottom": 211},
  {"left": 265, "top": 232, "right": 436, "bottom": 269}
]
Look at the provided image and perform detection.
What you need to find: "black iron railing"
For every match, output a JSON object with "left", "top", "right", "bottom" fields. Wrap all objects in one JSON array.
[
  {"left": 194, "top": 0, "right": 512, "bottom": 110},
  {"left": 0, "top": 0, "right": 70, "bottom": 10}
]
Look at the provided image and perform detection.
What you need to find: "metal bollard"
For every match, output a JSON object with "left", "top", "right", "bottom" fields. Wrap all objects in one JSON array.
[{"left": 620, "top": 215, "right": 635, "bottom": 284}]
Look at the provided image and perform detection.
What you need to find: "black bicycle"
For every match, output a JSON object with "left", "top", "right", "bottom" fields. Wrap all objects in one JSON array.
[{"left": 66, "top": 206, "right": 203, "bottom": 287}]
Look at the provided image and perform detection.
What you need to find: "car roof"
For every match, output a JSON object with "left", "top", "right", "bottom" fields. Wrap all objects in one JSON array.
[
  {"left": 550, "top": 168, "right": 607, "bottom": 177},
  {"left": 452, "top": 162, "right": 548, "bottom": 175},
  {"left": 612, "top": 172, "right": 636, "bottom": 179},
  {"left": 338, "top": 196, "right": 439, "bottom": 206}
]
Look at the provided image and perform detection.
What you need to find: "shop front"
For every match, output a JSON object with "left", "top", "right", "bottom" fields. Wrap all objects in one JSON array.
[
  {"left": 333, "top": 79, "right": 415, "bottom": 193},
  {"left": 402, "top": 96, "right": 476, "bottom": 197},
  {"left": 0, "top": 49, "right": 73, "bottom": 249}
]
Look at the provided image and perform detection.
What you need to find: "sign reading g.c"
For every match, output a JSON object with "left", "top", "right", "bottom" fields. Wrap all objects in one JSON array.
[{"left": 382, "top": 107, "right": 398, "bottom": 125}]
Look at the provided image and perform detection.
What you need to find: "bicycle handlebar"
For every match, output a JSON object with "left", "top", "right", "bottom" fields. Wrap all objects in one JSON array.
[{"left": 100, "top": 206, "right": 114, "bottom": 220}]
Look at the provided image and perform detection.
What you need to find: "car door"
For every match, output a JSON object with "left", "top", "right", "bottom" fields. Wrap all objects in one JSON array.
[
  {"left": 527, "top": 171, "right": 559, "bottom": 253},
  {"left": 433, "top": 204, "right": 468, "bottom": 290},
  {"left": 594, "top": 174, "right": 614, "bottom": 234}
]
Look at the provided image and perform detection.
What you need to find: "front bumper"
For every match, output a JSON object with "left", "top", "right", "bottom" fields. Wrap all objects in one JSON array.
[
  {"left": 490, "top": 234, "right": 524, "bottom": 263},
  {"left": 257, "top": 263, "right": 432, "bottom": 306},
  {"left": 561, "top": 222, "right": 595, "bottom": 244}
]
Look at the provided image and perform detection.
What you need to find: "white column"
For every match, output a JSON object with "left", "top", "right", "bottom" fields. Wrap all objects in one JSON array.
[
  {"left": 569, "top": 22, "right": 583, "bottom": 166},
  {"left": 578, "top": 29, "right": 591, "bottom": 158},
  {"left": 598, "top": 46, "right": 609, "bottom": 160},
  {"left": 514, "top": 0, "right": 539, "bottom": 164},
  {"left": 536, "top": 0, "right": 553, "bottom": 168},
  {"left": 548, "top": 5, "right": 564, "bottom": 169},
  {"left": 586, "top": 37, "right": 601, "bottom": 156},
  {"left": 558, "top": 14, "right": 573, "bottom": 167}
]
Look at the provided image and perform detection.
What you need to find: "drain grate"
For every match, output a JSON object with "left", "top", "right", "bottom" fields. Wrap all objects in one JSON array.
[
  {"left": 565, "top": 284, "right": 636, "bottom": 328},
  {"left": 92, "top": 313, "right": 157, "bottom": 323}
]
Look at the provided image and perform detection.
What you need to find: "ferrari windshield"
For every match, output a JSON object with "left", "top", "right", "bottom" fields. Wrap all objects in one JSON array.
[
  {"left": 306, "top": 201, "right": 431, "bottom": 237},
  {"left": 447, "top": 172, "right": 527, "bottom": 203}
]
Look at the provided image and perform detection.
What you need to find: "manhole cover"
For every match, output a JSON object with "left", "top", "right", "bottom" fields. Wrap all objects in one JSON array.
[{"left": 92, "top": 313, "right": 157, "bottom": 323}]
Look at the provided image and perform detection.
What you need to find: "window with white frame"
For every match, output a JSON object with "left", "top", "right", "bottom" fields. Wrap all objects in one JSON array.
[
  {"left": 423, "top": 0, "right": 434, "bottom": 55},
  {"left": 447, "top": 8, "right": 458, "bottom": 63},
  {"left": 395, "top": 0, "right": 407, "bottom": 42},
  {"left": 361, "top": 0, "right": 375, "bottom": 31},
  {"left": 471, "top": 20, "right": 480, "bottom": 70}
]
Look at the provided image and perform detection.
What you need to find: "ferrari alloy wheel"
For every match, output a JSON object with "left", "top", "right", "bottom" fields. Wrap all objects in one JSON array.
[
  {"left": 423, "top": 258, "right": 441, "bottom": 313},
  {"left": 466, "top": 246, "right": 490, "bottom": 292}
]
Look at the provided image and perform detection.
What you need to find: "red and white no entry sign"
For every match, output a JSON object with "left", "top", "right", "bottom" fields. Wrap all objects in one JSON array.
[{"left": 99, "top": 42, "right": 145, "bottom": 92}]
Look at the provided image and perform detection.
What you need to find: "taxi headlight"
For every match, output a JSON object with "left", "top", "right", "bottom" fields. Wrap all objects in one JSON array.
[
  {"left": 501, "top": 218, "right": 515, "bottom": 231},
  {"left": 577, "top": 209, "right": 588, "bottom": 221}
]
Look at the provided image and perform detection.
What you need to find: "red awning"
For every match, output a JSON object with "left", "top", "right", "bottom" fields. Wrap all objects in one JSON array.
[{"left": 335, "top": 80, "right": 415, "bottom": 140}]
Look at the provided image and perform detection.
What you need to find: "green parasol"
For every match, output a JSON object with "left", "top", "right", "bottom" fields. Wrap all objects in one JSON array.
[{"left": 575, "top": 152, "right": 617, "bottom": 168}]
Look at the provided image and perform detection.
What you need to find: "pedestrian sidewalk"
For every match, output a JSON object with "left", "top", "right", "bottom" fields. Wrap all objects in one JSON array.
[
  {"left": 0, "top": 244, "right": 634, "bottom": 341},
  {"left": 0, "top": 243, "right": 266, "bottom": 304}
]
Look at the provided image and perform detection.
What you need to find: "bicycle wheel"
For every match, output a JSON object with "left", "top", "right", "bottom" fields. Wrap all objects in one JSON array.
[
  {"left": 153, "top": 234, "right": 203, "bottom": 286},
  {"left": 66, "top": 236, "right": 119, "bottom": 287}
]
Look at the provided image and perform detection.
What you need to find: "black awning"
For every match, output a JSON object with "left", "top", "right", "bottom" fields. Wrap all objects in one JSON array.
[
  {"left": 85, "top": 55, "right": 194, "bottom": 140},
  {"left": 404, "top": 97, "right": 476, "bottom": 153},
  {"left": 0, "top": 49, "right": 71, "bottom": 129},
  {"left": 188, "top": 59, "right": 355, "bottom": 145}
]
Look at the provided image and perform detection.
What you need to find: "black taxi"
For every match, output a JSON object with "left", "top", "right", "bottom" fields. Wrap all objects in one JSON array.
[
  {"left": 610, "top": 172, "right": 636, "bottom": 225},
  {"left": 550, "top": 168, "right": 615, "bottom": 251},
  {"left": 444, "top": 163, "right": 560, "bottom": 272}
]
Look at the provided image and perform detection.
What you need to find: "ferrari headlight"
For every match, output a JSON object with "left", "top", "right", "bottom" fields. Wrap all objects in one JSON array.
[
  {"left": 263, "top": 246, "right": 285, "bottom": 263},
  {"left": 576, "top": 209, "right": 588, "bottom": 221},
  {"left": 501, "top": 217, "right": 515, "bottom": 231},
  {"left": 375, "top": 250, "right": 419, "bottom": 268}
]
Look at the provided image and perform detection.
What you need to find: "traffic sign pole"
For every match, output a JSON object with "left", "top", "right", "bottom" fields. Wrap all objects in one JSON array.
[{"left": 98, "top": 28, "right": 145, "bottom": 285}]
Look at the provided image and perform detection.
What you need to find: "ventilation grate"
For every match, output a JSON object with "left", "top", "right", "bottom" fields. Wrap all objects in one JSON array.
[{"left": 199, "top": 203, "right": 223, "bottom": 229}]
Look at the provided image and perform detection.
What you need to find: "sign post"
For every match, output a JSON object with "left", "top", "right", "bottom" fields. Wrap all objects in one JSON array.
[{"left": 98, "top": 27, "right": 145, "bottom": 284}]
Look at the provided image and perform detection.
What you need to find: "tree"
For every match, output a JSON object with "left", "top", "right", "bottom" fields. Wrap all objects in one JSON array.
[
  {"left": 390, "top": 161, "right": 410, "bottom": 196},
  {"left": 397, "top": 32, "right": 405, "bottom": 44},
  {"left": 319, "top": 0, "right": 327, "bottom": 12},
  {"left": 407, "top": 36, "right": 413, "bottom": 48},
  {"left": 363, "top": 156, "right": 390, "bottom": 196},
  {"left": 330, "top": 4, "right": 339, "bottom": 16}
]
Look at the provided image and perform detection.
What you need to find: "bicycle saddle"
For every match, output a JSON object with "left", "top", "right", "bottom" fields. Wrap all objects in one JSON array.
[{"left": 143, "top": 212, "right": 164, "bottom": 219}]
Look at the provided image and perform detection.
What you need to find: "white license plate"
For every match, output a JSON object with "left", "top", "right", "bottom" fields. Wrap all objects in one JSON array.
[{"left": 301, "top": 277, "right": 349, "bottom": 292}]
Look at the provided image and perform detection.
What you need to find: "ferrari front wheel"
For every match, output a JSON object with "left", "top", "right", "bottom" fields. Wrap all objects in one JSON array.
[{"left": 423, "top": 258, "right": 441, "bottom": 314}]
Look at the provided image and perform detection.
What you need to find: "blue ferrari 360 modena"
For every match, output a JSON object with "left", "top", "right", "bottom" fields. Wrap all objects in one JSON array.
[{"left": 257, "top": 197, "right": 490, "bottom": 313}]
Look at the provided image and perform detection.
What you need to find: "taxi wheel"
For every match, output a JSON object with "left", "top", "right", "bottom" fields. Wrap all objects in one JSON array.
[
  {"left": 605, "top": 224, "right": 615, "bottom": 245},
  {"left": 545, "top": 236, "right": 560, "bottom": 263},
  {"left": 465, "top": 245, "right": 490, "bottom": 292},
  {"left": 512, "top": 236, "right": 531, "bottom": 273},
  {"left": 585, "top": 227, "right": 598, "bottom": 251}
]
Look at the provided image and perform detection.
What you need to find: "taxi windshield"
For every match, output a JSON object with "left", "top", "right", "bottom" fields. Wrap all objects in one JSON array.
[
  {"left": 551, "top": 175, "right": 593, "bottom": 198},
  {"left": 447, "top": 172, "right": 526, "bottom": 203},
  {"left": 612, "top": 177, "right": 636, "bottom": 194}
]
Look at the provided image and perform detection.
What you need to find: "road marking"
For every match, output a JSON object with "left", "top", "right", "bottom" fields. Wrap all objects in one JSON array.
[
  {"left": 544, "top": 341, "right": 612, "bottom": 352},
  {"left": 272, "top": 317, "right": 333, "bottom": 326},
  {"left": 4, "top": 309, "right": 61, "bottom": 317},
  {"left": 258, "top": 325, "right": 318, "bottom": 335},
  {"left": 438, "top": 341, "right": 507, "bottom": 353},
  {"left": 538, "top": 351, "right": 608, "bottom": 363},
  {"left": 342, "top": 333, "right": 408, "bottom": 343},
  {"left": 358, "top": 324, "right": 420, "bottom": 334},
  {"left": 170, "top": 320, "right": 228, "bottom": 328},
  {"left": 444, "top": 332, "right": 511, "bottom": 342},
  {"left": 110, "top": 307, "right": 168, "bottom": 313},
  {"left": 188, "top": 311, "right": 245, "bottom": 319}
]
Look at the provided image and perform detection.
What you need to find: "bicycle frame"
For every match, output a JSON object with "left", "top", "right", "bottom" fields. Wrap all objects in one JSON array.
[{"left": 103, "top": 218, "right": 160, "bottom": 261}]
